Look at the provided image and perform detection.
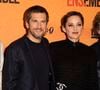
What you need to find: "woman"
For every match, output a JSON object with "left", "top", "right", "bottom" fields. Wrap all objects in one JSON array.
[
  {"left": 50, "top": 11, "right": 98, "bottom": 90},
  {"left": 91, "top": 11, "right": 100, "bottom": 90}
]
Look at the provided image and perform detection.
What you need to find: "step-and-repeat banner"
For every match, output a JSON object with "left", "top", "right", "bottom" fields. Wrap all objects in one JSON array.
[{"left": 0, "top": 0, "right": 100, "bottom": 47}]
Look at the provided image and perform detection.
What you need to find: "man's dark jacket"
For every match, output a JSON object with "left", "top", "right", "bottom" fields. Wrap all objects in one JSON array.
[{"left": 2, "top": 36, "right": 55, "bottom": 90}]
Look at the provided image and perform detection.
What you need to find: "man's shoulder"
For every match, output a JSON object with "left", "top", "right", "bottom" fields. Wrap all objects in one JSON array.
[
  {"left": 6, "top": 36, "right": 26, "bottom": 50},
  {"left": 42, "top": 37, "right": 49, "bottom": 43}
]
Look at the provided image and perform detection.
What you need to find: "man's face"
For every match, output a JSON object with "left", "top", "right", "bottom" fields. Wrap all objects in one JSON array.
[{"left": 26, "top": 12, "right": 48, "bottom": 42}]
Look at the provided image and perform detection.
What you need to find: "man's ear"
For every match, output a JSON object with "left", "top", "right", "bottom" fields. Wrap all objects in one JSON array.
[{"left": 25, "top": 21, "right": 29, "bottom": 29}]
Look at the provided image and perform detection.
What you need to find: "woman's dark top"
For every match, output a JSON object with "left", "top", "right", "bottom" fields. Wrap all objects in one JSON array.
[
  {"left": 50, "top": 39, "right": 98, "bottom": 90},
  {"left": 91, "top": 40, "right": 100, "bottom": 90}
]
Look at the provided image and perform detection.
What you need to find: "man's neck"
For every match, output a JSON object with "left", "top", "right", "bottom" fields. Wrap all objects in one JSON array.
[{"left": 26, "top": 35, "right": 41, "bottom": 43}]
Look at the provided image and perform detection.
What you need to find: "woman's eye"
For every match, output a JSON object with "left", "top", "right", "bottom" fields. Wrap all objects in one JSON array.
[
  {"left": 68, "top": 24, "right": 73, "bottom": 27},
  {"left": 77, "top": 23, "right": 82, "bottom": 26}
]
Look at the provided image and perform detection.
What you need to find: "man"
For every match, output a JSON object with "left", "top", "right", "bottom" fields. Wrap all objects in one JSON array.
[{"left": 2, "top": 5, "right": 55, "bottom": 90}]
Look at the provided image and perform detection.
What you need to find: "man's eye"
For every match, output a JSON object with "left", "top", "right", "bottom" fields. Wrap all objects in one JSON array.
[
  {"left": 32, "top": 20, "right": 37, "bottom": 22},
  {"left": 42, "top": 21, "right": 46, "bottom": 23}
]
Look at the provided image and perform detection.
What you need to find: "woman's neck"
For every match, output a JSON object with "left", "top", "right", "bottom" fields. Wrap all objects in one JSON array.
[{"left": 68, "top": 38, "right": 79, "bottom": 43}]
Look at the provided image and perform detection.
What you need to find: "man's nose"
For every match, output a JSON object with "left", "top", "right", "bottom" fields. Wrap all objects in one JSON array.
[{"left": 37, "top": 22, "right": 42, "bottom": 28}]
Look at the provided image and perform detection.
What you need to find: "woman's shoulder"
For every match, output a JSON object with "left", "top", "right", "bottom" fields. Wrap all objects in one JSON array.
[{"left": 50, "top": 40, "right": 67, "bottom": 47}]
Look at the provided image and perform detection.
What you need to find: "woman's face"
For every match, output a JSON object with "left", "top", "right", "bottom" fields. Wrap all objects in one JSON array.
[
  {"left": 97, "top": 23, "right": 100, "bottom": 35},
  {"left": 62, "top": 15, "right": 83, "bottom": 42}
]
